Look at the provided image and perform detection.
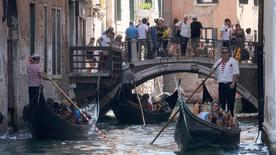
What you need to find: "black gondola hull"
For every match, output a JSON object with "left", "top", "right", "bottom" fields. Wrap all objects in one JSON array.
[
  {"left": 111, "top": 90, "right": 178, "bottom": 124},
  {"left": 24, "top": 89, "right": 96, "bottom": 140},
  {"left": 174, "top": 101, "right": 241, "bottom": 151}
]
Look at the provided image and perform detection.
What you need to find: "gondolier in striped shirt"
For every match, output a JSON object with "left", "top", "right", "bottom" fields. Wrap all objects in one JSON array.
[
  {"left": 212, "top": 47, "right": 239, "bottom": 116},
  {"left": 27, "top": 53, "right": 49, "bottom": 107}
]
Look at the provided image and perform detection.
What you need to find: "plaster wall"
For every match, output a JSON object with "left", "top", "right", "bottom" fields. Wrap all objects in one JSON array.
[
  {"left": 263, "top": 0, "right": 276, "bottom": 153},
  {"left": 167, "top": 0, "right": 237, "bottom": 31}
]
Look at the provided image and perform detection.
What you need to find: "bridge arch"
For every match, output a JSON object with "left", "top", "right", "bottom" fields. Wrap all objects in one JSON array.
[{"left": 131, "top": 62, "right": 258, "bottom": 109}]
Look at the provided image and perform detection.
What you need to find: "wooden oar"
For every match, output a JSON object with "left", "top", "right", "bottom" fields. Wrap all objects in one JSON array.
[
  {"left": 133, "top": 83, "right": 146, "bottom": 125},
  {"left": 150, "top": 62, "right": 222, "bottom": 145},
  {"left": 49, "top": 78, "right": 108, "bottom": 142}
]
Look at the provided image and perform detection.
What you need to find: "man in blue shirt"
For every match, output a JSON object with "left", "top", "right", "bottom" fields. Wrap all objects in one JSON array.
[{"left": 125, "top": 21, "right": 138, "bottom": 62}]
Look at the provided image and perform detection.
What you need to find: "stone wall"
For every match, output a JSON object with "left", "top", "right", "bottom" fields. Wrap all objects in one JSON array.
[
  {"left": 0, "top": 0, "right": 8, "bottom": 131},
  {"left": 13, "top": 0, "right": 70, "bottom": 128}
]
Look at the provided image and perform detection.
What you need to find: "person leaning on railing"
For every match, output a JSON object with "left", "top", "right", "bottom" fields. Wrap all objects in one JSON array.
[
  {"left": 175, "top": 16, "right": 190, "bottom": 56},
  {"left": 125, "top": 21, "right": 139, "bottom": 62}
]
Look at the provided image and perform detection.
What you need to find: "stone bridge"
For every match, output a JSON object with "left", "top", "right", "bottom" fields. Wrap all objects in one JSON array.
[
  {"left": 68, "top": 43, "right": 259, "bottom": 116},
  {"left": 128, "top": 57, "right": 258, "bottom": 108}
]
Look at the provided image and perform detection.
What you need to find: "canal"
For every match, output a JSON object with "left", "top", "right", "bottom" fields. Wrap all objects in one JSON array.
[{"left": 0, "top": 114, "right": 269, "bottom": 155}]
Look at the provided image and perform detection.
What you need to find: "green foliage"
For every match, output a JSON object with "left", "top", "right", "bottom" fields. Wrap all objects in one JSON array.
[{"left": 139, "top": 2, "right": 152, "bottom": 10}]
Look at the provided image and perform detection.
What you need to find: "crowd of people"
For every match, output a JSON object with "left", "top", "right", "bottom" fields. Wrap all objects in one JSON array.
[{"left": 90, "top": 16, "right": 255, "bottom": 64}]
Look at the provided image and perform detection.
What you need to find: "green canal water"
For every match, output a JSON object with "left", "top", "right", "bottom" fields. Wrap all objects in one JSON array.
[{"left": 0, "top": 116, "right": 269, "bottom": 155}]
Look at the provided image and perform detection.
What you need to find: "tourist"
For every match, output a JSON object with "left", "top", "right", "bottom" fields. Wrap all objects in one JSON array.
[
  {"left": 175, "top": 16, "right": 190, "bottom": 56},
  {"left": 125, "top": 21, "right": 139, "bottom": 62},
  {"left": 220, "top": 18, "right": 232, "bottom": 48},
  {"left": 190, "top": 15, "right": 203, "bottom": 56},
  {"left": 207, "top": 101, "right": 227, "bottom": 125}
]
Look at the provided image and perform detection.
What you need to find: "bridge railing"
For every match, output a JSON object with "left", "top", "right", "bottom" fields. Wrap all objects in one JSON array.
[
  {"left": 124, "top": 38, "right": 258, "bottom": 64},
  {"left": 69, "top": 46, "right": 122, "bottom": 77}
]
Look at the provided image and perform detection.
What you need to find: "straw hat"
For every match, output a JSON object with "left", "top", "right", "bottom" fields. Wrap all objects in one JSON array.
[
  {"left": 192, "top": 15, "right": 198, "bottom": 19},
  {"left": 30, "top": 53, "right": 41, "bottom": 59}
]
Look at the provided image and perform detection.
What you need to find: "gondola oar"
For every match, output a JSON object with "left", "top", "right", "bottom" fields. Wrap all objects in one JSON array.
[
  {"left": 150, "top": 61, "right": 222, "bottom": 145},
  {"left": 47, "top": 75, "right": 108, "bottom": 142},
  {"left": 133, "top": 83, "right": 146, "bottom": 125}
]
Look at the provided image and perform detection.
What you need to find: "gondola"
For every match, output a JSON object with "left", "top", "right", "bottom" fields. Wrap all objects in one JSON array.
[
  {"left": 174, "top": 84, "right": 241, "bottom": 151},
  {"left": 23, "top": 86, "right": 99, "bottom": 140},
  {"left": 111, "top": 88, "right": 178, "bottom": 124}
]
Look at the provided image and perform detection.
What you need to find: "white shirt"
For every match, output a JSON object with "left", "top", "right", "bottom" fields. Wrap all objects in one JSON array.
[
  {"left": 175, "top": 21, "right": 190, "bottom": 38},
  {"left": 137, "top": 24, "right": 149, "bottom": 39},
  {"left": 198, "top": 112, "right": 209, "bottom": 120},
  {"left": 100, "top": 34, "right": 111, "bottom": 46},
  {"left": 213, "top": 57, "right": 239, "bottom": 83},
  {"left": 245, "top": 34, "right": 253, "bottom": 42},
  {"left": 220, "top": 25, "right": 231, "bottom": 41}
]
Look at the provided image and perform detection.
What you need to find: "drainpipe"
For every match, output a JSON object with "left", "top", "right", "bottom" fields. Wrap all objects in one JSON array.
[
  {"left": 114, "top": 0, "right": 117, "bottom": 34},
  {"left": 257, "top": 0, "right": 264, "bottom": 132}
]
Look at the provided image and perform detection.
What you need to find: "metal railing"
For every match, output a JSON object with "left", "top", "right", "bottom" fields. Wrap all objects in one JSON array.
[
  {"left": 69, "top": 46, "right": 122, "bottom": 77},
  {"left": 69, "top": 38, "right": 258, "bottom": 76},
  {"left": 123, "top": 38, "right": 258, "bottom": 64}
]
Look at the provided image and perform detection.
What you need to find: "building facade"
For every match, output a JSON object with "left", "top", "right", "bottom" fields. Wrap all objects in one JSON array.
[
  {"left": 0, "top": 0, "right": 95, "bottom": 131},
  {"left": 163, "top": 0, "right": 258, "bottom": 40},
  {"left": 263, "top": 0, "right": 276, "bottom": 153}
]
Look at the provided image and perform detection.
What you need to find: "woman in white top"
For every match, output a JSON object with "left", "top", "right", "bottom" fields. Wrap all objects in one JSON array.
[{"left": 97, "top": 31, "right": 113, "bottom": 47}]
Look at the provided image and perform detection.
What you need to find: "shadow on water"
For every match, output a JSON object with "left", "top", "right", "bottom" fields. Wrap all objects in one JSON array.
[{"left": 0, "top": 116, "right": 270, "bottom": 154}]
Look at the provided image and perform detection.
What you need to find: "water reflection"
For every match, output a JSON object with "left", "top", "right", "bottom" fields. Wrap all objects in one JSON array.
[{"left": 0, "top": 117, "right": 269, "bottom": 155}]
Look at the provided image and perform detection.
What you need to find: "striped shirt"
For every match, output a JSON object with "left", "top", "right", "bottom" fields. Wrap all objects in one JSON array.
[
  {"left": 27, "top": 63, "right": 43, "bottom": 87},
  {"left": 221, "top": 62, "right": 226, "bottom": 74},
  {"left": 213, "top": 57, "right": 239, "bottom": 83}
]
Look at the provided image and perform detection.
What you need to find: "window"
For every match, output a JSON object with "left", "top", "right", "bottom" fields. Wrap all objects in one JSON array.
[
  {"left": 79, "top": 17, "right": 86, "bottom": 46},
  {"left": 197, "top": 0, "right": 218, "bottom": 4},
  {"left": 254, "top": 0, "right": 258, "bottom": 6},
  {"left": 52, "top": 9, "right": 61, "bottom": 75},
  {"left": 44, "top": 6, "right": 48, "bottom": 73},
  {"left": 30, "top": 3, "right": 35, "bottom": 55},
  {"left": 116, "top": 0, "right": 121, "bottom": 21},
  {"left": 129, "top": 0, "right": 134, "bottom": 21},
  {"left": 239, "top": 0, "right": 248, "bottom": 4},
  {"left": 158, "top": 0, "right": 162, "bottom": 17}
]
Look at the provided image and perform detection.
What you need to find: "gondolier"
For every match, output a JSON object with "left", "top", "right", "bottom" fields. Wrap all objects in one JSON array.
[
  {"left": 121, "top": 63, "right": 136, "bottom": 99},
  {"left": 212, "top": 47, "right": 239, "bottom": 116},
  {"left": 27, "top": 53, "right": 49, "bottom": 107}
]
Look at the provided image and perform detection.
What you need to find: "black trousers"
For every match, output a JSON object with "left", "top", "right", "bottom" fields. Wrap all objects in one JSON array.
[
  {"left": 28, "top": 87, "right": 40, "bottom": 106},
  {"left": 218, "top": 82, "right": 236, "bottom": 116},
  {"left": 223, "top": 40, "right": 230, "bottom": 48},
  {"left": 121, "top": 84, "right": 133, "bottom": 100},
  {"left": 127, "top": 41, "right": 132, "bottom": 62},
  {"left": 180, "top": 36, "right": 189, "bottom": 56}
]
